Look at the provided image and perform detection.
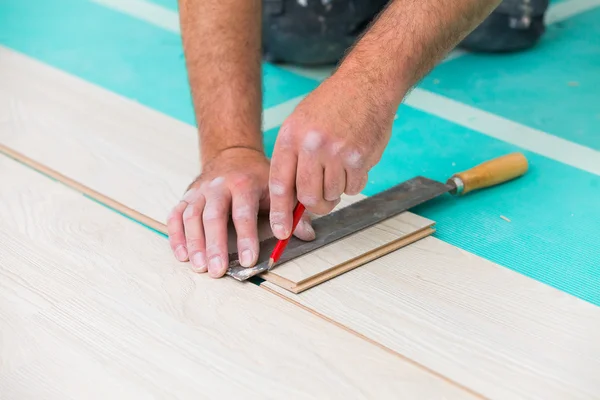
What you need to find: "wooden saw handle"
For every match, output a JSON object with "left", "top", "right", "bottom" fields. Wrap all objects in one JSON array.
[{"left": 448, "top": 152, "right": 528, "bottom": 195}]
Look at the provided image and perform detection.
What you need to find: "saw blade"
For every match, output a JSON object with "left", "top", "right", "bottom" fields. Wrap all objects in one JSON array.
[{"left": 225, "top": 176, "right": 450, "bottom": 281}]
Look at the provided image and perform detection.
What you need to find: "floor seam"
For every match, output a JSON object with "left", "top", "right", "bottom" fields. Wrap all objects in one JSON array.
[{"left": 0, "top": 143, "right": 486, "bottom": 398}]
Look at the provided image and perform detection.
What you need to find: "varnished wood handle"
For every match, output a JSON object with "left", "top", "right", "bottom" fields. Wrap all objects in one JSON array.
[{"left": 448, "top": 153, "right": 528, "bottom": 195}]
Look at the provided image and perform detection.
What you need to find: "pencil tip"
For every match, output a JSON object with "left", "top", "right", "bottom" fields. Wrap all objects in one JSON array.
[{"left": 268, "top": 258, "right": 275, "bottom": 269}]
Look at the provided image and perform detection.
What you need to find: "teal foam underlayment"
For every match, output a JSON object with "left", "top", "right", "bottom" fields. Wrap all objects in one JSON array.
[
  {"left": 365, "top": 106, "right": 600, "bottom": 304},
  {"left": 145, "top": 0, "right": 178, "bottom": 11},
  {"left": 2, "top": 0, "right": 599, "bottom": 306},
  {"left": 419, "top": 7, "right": 600, "bottom": 151},
  {"left": 0, "top": 0, "right": 319, "bottom": 125}
]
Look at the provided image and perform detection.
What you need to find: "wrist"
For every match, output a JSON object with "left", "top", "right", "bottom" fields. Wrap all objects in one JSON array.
[
  {"left": 200, "top": 137, "right": 264, "bottom": 167},
  {"left": 334, "top": 55, "right": 410, "bottom": 119}
]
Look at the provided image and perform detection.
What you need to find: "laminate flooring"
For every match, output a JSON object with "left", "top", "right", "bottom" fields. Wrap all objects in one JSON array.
[
  {"left": 3, "top": 45, "right": 600, "bottom": 399},
  {"left": 0, "top": 155, "right": 473, "bottom": 399}
]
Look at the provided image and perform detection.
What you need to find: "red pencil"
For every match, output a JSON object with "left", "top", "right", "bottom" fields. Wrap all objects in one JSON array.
[{"left": 268, "top": 202, "right": 305, "bottom": 269}]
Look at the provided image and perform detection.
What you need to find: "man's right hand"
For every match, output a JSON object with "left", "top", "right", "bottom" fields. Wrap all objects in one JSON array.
[{"left": 167, "top": 147, "right": 315, "bottom": 278}]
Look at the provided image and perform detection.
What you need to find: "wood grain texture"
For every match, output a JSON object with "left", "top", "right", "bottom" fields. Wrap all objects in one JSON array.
[
  {"left": 273, "top": 212, "right": 434, "bottom": 283},
  {"left": 0, "top": 156, "right": 473, "bottom": 399},
  {"left": 4, "top": 46, "right": 600, "bottom": 399},
  {"left": 0, "top": 46, "right": 198, "bottom": 223},
  {"left": 263, "top": 237, "right": 600, "bottom": 399},
  {"left": 263, "top": 227, "right": 435, "bottom": 293},
  {"left": 0, "top": 46, "right": 436, "bottom": 292}
]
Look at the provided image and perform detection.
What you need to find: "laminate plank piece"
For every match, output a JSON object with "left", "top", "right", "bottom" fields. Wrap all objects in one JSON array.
[
  {"left": 263, "top": 240, "right": 600, "bottom": 399},
  {"left": 0, "top": 46, "right": 435, "bottom": 291},
  {"left": 272, "top": 213, "right": 434, "bottom": 284},
  {"left": 263, "top": 227, "right": 435, "bottom": 293},
  {"left": 0, "top": 156, "right": 474, "bottom": 399}
]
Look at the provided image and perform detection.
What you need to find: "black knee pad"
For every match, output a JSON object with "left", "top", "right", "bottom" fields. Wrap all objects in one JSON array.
[
  {"left": 262, "top": 0, "right": 387, "bottom": 65},
  {"left": 460, "top": 0, "right": 550, "bottom": 53}
]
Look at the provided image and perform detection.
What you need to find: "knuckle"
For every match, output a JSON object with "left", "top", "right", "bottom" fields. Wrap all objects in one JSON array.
[
  {"left": 269, "top": 179, "right": 288, "bottom": 196},
  {"left": 329, "top": 141, "right": 344, "bottom": 157},
  {"left": 186, "top": 238, "right": 205, "bottom": 252},
  {"left": 231, "top": 174, "right": 253, "bottom": 188},
  {"left": 232, "top": 204, "right": 256, "bottom": 223},
  {"left": 296, "top": 170, "right": 312, "bottom": 188},
  {"left": 182, "top": 203, "right": 202, "bottom": 222},
  {"left": 324, "top": 179, "right": 342, "bottom": 196},
  {"left": 346, "top": 177, "right": 367, "bottom": 195},
  {"left": 301, "top": 130, "right": 325, "bottom": 153},
  {"left": 208, "top": 176, "right": 225, "bottom": 188},
  {"left": 168, "top": 233, "right": 185, "bottom": 247},
  {"left": 309, "top": 202, "right": 334, "bottom": 216},
  {"left": 343, "top": 148, "right": 365, "bottom": 169},
  {"left": 182, "top": 188, "right": 200, "bottom": 203},
  {"left": 166, "top": 202, "right": 184, "bottom": 222},
  {"left": 277, "top": 121, "right": 296, "bottom": 148},
  {"left": 269, "top": 211, "right": 287, "bottom": 223},
  {"left": 203, "top": 204, "right": 226, "bottom": 222},
  {"left": 237, "top": 237, "right": 257, "bottom": 251},
  {"left": 205, "top": 244, "right": 223, "bottom": 257},
  {"left": 298, "top": 194, "right": 318, "bottom": 207}
]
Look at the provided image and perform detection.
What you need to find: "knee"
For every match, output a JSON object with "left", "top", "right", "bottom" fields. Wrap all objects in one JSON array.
[
  {"left": 459, "top": 0, "right": 550, "bottom": 53},
  {"left": 262, "top": 0, "right": 387, "bottom": 65}
]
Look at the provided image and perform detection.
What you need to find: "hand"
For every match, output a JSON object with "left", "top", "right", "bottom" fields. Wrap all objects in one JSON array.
[
  {"left": 268, "top": 72, "right": 396, "bottom": 240},
  {"left": 167, "top": 147, "right": 315, "bottom": 278}
]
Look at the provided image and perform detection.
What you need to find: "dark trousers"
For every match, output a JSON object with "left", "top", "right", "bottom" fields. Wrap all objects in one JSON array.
[{"left": 262, "top": 0, "right": 549, "bottom": 66}]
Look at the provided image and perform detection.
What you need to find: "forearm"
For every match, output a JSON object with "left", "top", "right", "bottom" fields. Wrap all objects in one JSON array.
[
  {"left": 337, "top": 0, "right": 501, "bottom": 111},
  {"left": 179, "top": 0, "right": 263, "bottom": 165}
]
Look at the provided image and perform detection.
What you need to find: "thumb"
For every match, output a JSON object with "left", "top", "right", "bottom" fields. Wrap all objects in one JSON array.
[{"left": 292, "top": 212, "right": 315, "bottom": 241}]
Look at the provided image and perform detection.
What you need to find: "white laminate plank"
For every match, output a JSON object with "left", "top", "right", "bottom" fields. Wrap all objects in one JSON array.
[
  {"left": 275, "top": 212, "right": 434, "bottom": 283},
  {"left": 264, "top": 238, "right": 600, "bottom": 399},
  {"left": 0, "top": 45, "right": 198, "bottom": 223},
  {"left": 0, "top": 156, "right": 472, "bottom": 399}
]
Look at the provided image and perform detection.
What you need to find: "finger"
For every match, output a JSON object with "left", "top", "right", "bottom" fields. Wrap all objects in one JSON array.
[
  {"left": 297, "top": 151, "right": 337, "bottom": 215},
  {"left": 167, "top": 201, "right": 189, "bottom": 262},
  {"left": 182, "top": 194, "right": 208, "bottom": 272},
  {"left": 269, "top": 133, "right": 298, "bottom": 240},
  {"left": 231, "top": 185, "right": 260, "bottom": 268},
  {"left": 323, "top": 161, "right": 346, "bottom": 202},
  {"left": 202, "top": 178, "right": 232, "bottom": 278},
  {"left": 345, "top": 169, "right": 369, "bottom": 196},
  {"left": 292, "top": 211, "right": 316, "bottom": 241}
]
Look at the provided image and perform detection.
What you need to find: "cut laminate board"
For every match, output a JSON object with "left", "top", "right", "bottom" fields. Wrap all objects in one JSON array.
[
  {"left": 272, "top": 212, "right": 434, "bottom": 283},
  {"left": 0, "top": 155, "right": 473, "bottom": 398},
  {"left": 263, "top": 214, "right": 435, "bottom": 293},
  {"left": 0, "top": 45, "right": 435, "bottom": 292},
  {"left": 4, "top": 46, "right": 600, "bottom": 398}
]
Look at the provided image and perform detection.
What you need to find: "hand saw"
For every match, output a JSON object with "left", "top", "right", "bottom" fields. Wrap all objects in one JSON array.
[{"left": 226, "top": 152, "right": 528, "bottom": 281}]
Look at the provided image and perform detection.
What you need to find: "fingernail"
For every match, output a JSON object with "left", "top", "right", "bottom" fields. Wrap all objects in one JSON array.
[
  {"left": 191, "top": 252, "right": 207, "bottom": 272},
  {"left": 208, "top": 256, "right": 224, "bottom": 277},
  {"left": 174, "top": 245, "right": 188, "bottom": 262},
  {"left": 272, "top": 223, "right": 287, "bottom": 239},
  {"left": 240, "top": 249, "right": 254, "bottom": 267}
]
